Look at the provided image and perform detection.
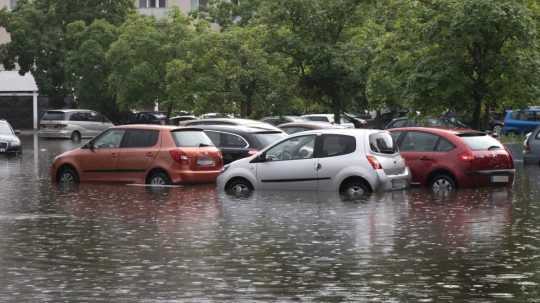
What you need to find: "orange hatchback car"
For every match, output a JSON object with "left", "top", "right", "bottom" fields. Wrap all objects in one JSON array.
[{"left": 51, "top": 125, "right": 223, "bottom": 185}]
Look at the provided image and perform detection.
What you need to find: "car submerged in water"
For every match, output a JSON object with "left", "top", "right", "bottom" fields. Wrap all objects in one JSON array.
[
  {"left": 217, "top": 129, "right": 411, "bottom": 199},
  {"left": 0, "top": 120, "right": 22, "bottom": 155}
]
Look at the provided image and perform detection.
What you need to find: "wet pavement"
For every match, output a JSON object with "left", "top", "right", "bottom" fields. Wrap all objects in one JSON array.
[{"left": 0, "top": 134, "right": 539, "bottom": 302}]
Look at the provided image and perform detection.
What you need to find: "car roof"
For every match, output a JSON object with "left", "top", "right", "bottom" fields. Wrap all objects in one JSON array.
[
  {"left": 186, "top": 118, "right": 280, "bottom": 129},
  {"left": 111, "top": 124, "right": 202, "bottom": 131},
  {"left": 192, "top": 124, "right": 283, "bottom": 134},
  {"left": 277, "top": 121, "right": 344, "bottom": 129},
  {"left": 389, "top": 126, "right": 481, "bottom": 136},
  {"left": 292, "top": 128, "right": 386, "bottom": 136},
  {"left": 45, "top": 109, "right": 95, "bottom": 113}
]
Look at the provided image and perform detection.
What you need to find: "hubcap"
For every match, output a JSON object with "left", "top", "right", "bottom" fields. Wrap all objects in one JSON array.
[
  {"left": 432, "top": 178, "right": 453, "bottom": 192},
  {"left": 232, "top": 183, "right": 249, "bottom": 193},
  {"left": 59, "top": 172, "right": 75, "bottom": 183},
  {"left": 150, "top": 176, "right": 166, "bottom": 185},
  {"left": 346, "top": 184, "right": 365, "bottom": 197}
]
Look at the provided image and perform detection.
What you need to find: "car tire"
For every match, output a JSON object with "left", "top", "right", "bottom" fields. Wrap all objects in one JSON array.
[
  {"left": 147, "top": 171, "right": 171, "bottom": 186},
  {"left": 340, "top": 179, "right": 371, "bottom": 200},
  {"left": 57, "top": 166, "right": 79, "bottom": 184},
  {"left": 225, "top": 178, "right": 253, "bottom": 195},
  {"left": 71, "top": 131, "right": 81, "bottom": 142},
  {"left": 430, "top": 174, "right": 456, "bottom": 193}
]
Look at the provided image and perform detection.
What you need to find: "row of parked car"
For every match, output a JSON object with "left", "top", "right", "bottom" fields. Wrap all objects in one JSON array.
[{"left": 48, "top": 114, "right": 516, "bottom": 198}]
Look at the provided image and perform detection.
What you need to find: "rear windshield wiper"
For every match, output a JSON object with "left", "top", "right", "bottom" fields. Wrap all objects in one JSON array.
[
  {"left": 199, "top": 143, "right": 213, "bottom": 147},
  {"left": 488, "top": 145, "right": 502, "bottom": 150}
]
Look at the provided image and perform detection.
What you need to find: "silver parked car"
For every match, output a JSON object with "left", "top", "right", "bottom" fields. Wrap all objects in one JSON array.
[
  {"left": 524, "top": 126, "right": 540, "bottom": 164},
  {"left": 39, "top": 109, "right": 114, "bottom": 141},
  {"left": 217, "top": 129, "right": 411, "bottom": 199}
]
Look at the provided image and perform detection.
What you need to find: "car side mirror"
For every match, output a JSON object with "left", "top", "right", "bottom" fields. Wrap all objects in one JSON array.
[
  {"left": 250, "top": 153, "right": 267, "bottom": 163},
  {"left": 83, "top": 142, "right": 95, "bottom": 151},
  {"left": 14, "top": 130, "right": 21, "bottom": 135}
]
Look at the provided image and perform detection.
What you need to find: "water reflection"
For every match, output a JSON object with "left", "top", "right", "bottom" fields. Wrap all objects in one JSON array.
[{"left": 0, "top": 134, "right": 539, "bottom": 301}]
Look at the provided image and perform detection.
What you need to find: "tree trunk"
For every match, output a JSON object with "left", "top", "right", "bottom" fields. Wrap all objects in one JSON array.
[
  {"left": 471, "top": 97, "right": 483, "bottom": 130},
  {"left": 333, "top": 96, "right": 342, "bottom": 125}
]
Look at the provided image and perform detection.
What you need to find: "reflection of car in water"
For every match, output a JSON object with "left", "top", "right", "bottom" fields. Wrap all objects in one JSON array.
[
  {"left": 51, "top": 125, "right": 223, "bottom": 185},
  {"left": 218, "top": 129, "right": 410, "bottom": 198},
  {"left": 390, "top": 127, "right": 514, "bottom": 193}
]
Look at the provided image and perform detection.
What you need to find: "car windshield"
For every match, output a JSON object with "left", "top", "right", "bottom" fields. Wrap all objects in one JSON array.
[
  {"left": 458, "top": 133, "right": 503, "bottom": 150},
  {"left": 171, "top": 130, "right": 214, "bottom": 147},
  {"left": 0, "top": 123, "right": 13, "bottom": 135},
  {"left": 42, "top": 111, "right": 66, "bottom": 121},
  {"left": 369, "top": 132, "right": 397, "bottom": 154},
  {"left": 254, "top": 132, "right": 287, "bottom": 147}
]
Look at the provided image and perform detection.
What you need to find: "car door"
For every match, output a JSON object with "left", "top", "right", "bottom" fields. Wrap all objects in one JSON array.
[
  {"left": 315, "top": 134, "right": 357, "bottom": 190},
  {"left": 205, "top": 130, "right": 250, "bottom": 164},
  {"left": 77, "top": 129, "right": 125, "bottom": 182},
  {"left": 256, "top": 135, "right": 318, "bottom": 190},
  {"left": 397, "top": 131, "right": 441, "bottom": 185},
  {"left": 115, "top": 129, "right": 161, "bottom": 182}
]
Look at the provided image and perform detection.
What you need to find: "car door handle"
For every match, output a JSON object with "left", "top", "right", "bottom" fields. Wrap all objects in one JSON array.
[
  {"left": 145, "top": 152, "right": 154, "bottom": 157},
  {"left": 420, "top": 156, "right": 433, "bottom": 161},
  {"left": 111, "top": 152, "right": 117, "bottom": 158},
  {"left": 317, "top": 163, "right": 322, "bottom": 170}
]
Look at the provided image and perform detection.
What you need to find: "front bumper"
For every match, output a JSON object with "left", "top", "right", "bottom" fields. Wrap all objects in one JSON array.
[
  {"left": 0, "top": 142, "right": 22, "bottom": 154},
  {"left": 375, "top": 167, "right": 411, "bottom": 191}
]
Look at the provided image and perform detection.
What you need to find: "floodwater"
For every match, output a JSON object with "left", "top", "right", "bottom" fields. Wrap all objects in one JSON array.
[{"left": 0, "top": 134, "right": 539, "bottom": 302}]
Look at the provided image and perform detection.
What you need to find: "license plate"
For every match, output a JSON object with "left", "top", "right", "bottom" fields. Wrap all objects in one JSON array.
[
  {"left": 491, "top": 175, "right": 509, "bottom": 183},
  {"left": 197, "top": 158, "right": 215, "bottom": 167},
  {"left": 392, "top": 179, "right": 407, "bottom": 189}
]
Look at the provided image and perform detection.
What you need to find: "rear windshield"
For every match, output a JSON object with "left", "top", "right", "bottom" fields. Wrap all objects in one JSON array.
[
  {"left": 369, "top": 132, "right": 397, "bottom": 154},
  {"left": 254, "top": 132, "right": 287, "bottom": 147},
  {"left": 42, "top": 111, "right": 66, "bottom": 121},
  {"left": 171, "top": 130, "right": 214, "bottom": 147},
  {"left": 458, "top": 134, "right": 503, "bottom": 150}
]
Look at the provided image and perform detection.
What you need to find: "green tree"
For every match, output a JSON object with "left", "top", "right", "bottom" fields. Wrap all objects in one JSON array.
[
  {"left": 65, "top": 20, "right": 119, "bottom": 120},
  {"left": 0, "top": 0, "right": 133, "bottom": 107},
  {"left": 256, "top": 0, "right": 367, "bottom": 123}
]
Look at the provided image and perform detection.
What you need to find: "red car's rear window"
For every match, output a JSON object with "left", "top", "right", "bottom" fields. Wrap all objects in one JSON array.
[
  {"left": 171, "top": 130, "right": 214, "bottom": 147},
  {"left": 458, "top": 133, "right": 503, "bottom": 151}
]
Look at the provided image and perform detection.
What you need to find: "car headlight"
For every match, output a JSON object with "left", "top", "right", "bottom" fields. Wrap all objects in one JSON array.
[{"left": 6, "top": 139, "right": 20, "bottom": 146}]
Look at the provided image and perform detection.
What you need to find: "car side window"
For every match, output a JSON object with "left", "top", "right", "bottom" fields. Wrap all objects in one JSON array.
[
  {"left": 93, "top": 129, "right": 125, "bottom": 149},
  {"left": 265, "top": 135, "right": 316, "bottom": 161},
  {"left": 70, "top": 112, "right": 86, "bottom": 121},
  {"left": 399, "top": 131, "right": 439, "bottom": 152},
  {"left": 221, "top": 132, "right": 248, "bottom": 148},
  {"left": 319, "top": 135, "right": 356, "bottom": 158},
  {"left": 121, "top": 129, "right": 159, "bottom": 148},
  {"left": 204, "top": 131, "right": 222, "bottom": 146},
  {"left": 435, "top": 138, "right": 455, "bottom": 152}
]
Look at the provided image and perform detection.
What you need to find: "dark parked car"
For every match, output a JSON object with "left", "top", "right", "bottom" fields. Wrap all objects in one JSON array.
[
  {"left": 185, "top": 118, "right": 281, "bottom": 131},
  {"left": 196, "top": 125, "right": 287, "bottom": 164},
  {"left": 277, "top": 121, "right": 347, "bottom": 135},
  {"left": 0, "top": 119, "right": 22, "bottom": 155},
  {"left": 260, "top": 116, "right": 302, "bottom": 126},
  {"left": 169, "top": 115, "right": 197, "bottom": 126},
  {"left": 127, "top": 112, "right": 168, "bottom": 125},
  {"left": 385, "top": 117, "right": 469, "bottom": 130}
]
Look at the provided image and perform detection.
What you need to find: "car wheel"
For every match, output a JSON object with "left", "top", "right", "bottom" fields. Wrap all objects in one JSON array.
[
  {"left": 225, "top": 178, "right": 253, "bottom": 195},
  {"left": 340, "top": 179, "right": 370, "bottom": 200},
  {"left": 430, "top": 174, "right": 456, "bottom": 193},
  {"left": 71, "top": 131, "right": 81, "bottom": 142},
  {"left": 147, "top": 171, "right": 171, "bottom": 186},
  {"left": 57, "top": 166, "right": 79, "bottom": 184}
]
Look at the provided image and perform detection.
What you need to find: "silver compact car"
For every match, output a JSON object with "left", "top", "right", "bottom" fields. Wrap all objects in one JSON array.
[
  {"left": 39, "top": 109, "right": 114, "bottom": 141},
  {"left": 217, "top": 129, "right": 410, "bottom": 198}
]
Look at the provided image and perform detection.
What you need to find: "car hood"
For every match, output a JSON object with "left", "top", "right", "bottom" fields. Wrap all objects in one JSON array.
[
  {"left": 0, "top": 134, "right": 19, "bottom": 143},
  {"left": 54, "top": 148, "right": 82, "bottom": 161}
]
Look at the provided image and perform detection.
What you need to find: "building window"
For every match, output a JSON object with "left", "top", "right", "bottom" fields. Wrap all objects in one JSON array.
[
  {"left": 139, "top": 0, "right": 166, "bottom": 8},
  {"left": 190, "top": 0, "right": 208, "bottom": 11}
]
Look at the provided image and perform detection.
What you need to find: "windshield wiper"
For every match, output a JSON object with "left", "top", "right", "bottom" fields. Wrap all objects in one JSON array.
[{"left": 488, "top": 145, "right": 502, "bottom": 150}]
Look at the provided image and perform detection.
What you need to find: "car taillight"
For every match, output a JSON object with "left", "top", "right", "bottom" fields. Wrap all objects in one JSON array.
[
  {"left": 459, "top": 152, "right": 474, "bottom": 162},
  {"left": 248, "top": 149, "right": 258, "bottom": 156},
  {"left": 366, "top": 155, "right": 382, "bottom": 170},
  {"left": 169, "top": 150, "right": 190, "bottom": 164}
]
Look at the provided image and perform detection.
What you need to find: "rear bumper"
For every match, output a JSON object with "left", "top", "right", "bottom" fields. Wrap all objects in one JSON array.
[
  {"left": 464, "top": 169, "right": 515, "bottom": 187},
  {"left": 375, "top": 167, "right": 411, "bottom": 191},
  {"left": 170, "top": 170, "right": 222, "bottom": 184}
]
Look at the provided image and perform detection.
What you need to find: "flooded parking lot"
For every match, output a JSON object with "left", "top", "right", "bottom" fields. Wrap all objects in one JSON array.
[{"left": 0, "top": 134, "right": 539, "bottom": 302}]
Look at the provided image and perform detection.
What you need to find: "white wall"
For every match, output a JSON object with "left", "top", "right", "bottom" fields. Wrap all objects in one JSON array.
[{"left": 0, "top": 0, "right": 10, "bottom": 45}]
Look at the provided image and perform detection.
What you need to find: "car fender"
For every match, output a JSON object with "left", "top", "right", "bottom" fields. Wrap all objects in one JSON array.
[
  {"left": 51, "top": 158, "right": 81, "bottom": 181},
  {"left": 219, "top": 166, "right": 258, "bottom": 190},
  {"left": 333, "top": 166, "right": 378, "bottom": 192}
]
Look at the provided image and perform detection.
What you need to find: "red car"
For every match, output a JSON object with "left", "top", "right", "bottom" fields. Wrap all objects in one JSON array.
[
  {"left": 51, "top": 125, "right": 223, "bottom": 185},
  {"left": 389, "top": 127, "right": 514, "bottom": 192}
]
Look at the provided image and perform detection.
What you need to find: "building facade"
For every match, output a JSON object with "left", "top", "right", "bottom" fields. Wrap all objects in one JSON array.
[{"left": 136, "top": 0, "right": 207, "bottom": 18}]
